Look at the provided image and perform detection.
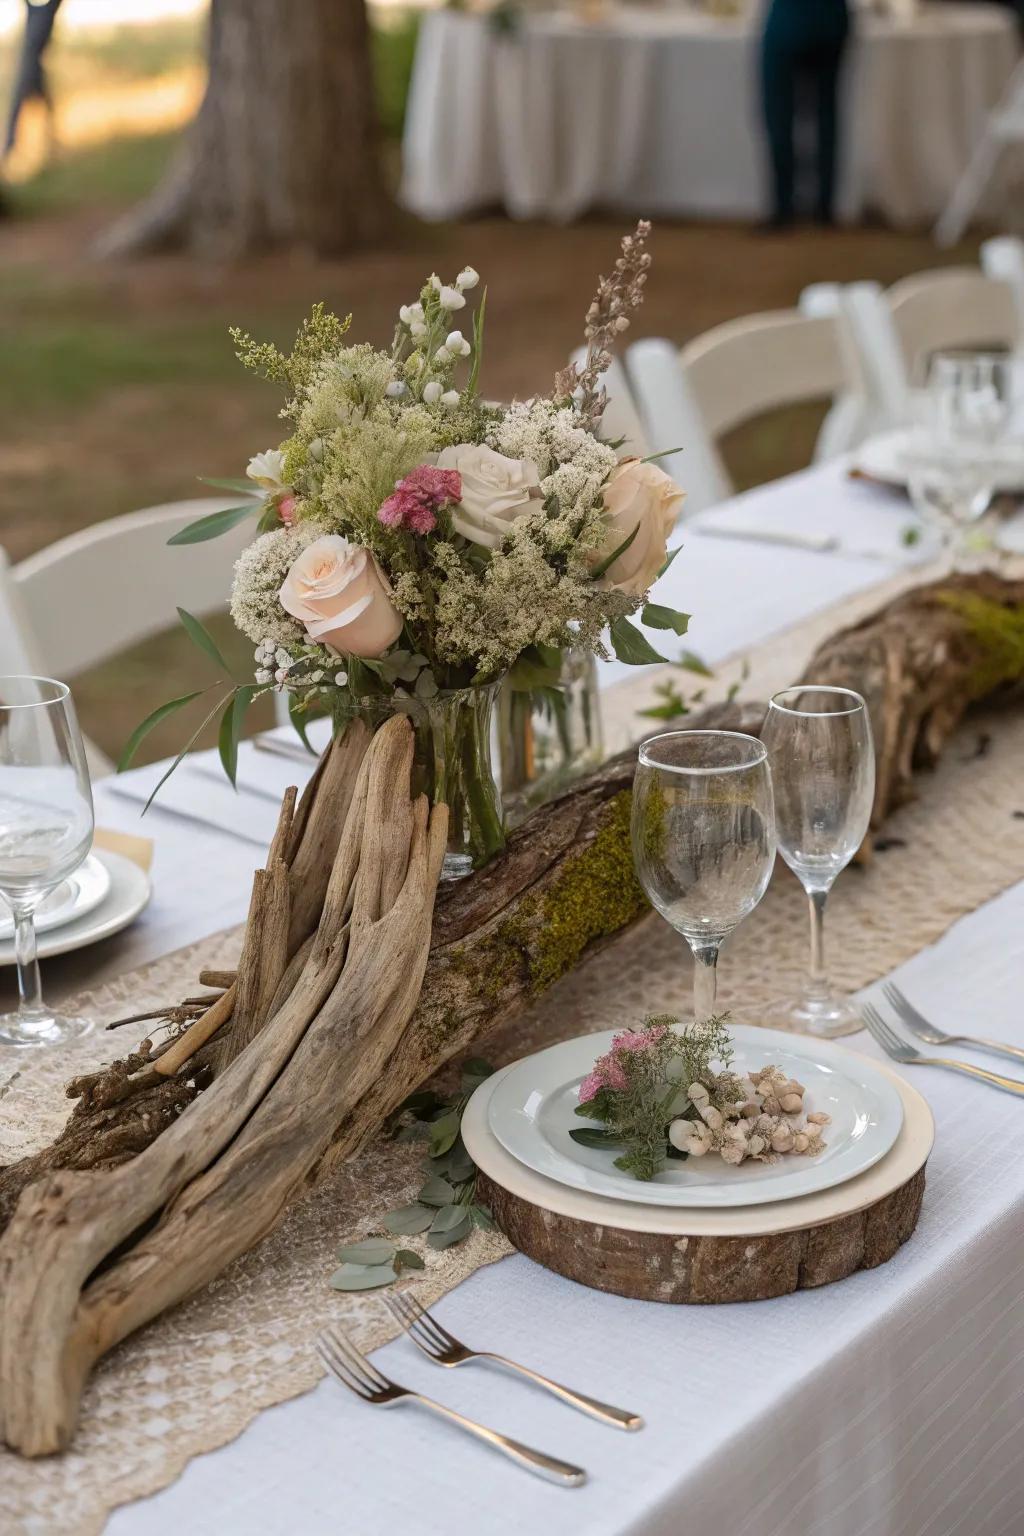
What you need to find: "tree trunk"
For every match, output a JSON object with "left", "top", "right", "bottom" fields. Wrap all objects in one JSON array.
[{"left": 97, "top": 0, "right": 390, "bottom": 260}]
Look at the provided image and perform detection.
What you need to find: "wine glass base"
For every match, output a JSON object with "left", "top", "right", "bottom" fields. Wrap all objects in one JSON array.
[
  {"left": 760, "top": 994, "right": 862, "bottom": 1040},
  {"left": 0, "top": 1011, "right": 93, "bottom": 1048}
]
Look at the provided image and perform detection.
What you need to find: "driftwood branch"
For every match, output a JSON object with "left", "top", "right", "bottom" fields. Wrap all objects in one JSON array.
[{"left": 1, "top": 574, "right": 1021, "bottom": 1453}]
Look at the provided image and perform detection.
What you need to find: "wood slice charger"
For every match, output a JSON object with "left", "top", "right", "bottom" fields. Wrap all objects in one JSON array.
[{"left": 465, "top": 1062, "right": 933, "bottom": 1305}]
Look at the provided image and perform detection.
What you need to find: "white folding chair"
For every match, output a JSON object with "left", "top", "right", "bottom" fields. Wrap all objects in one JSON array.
[
  {"left": 886, "top": 268, "right": 1020, "bottom": 385},
  {"left": 981, "top": 235, "right": 1024, "bottom": 334},
  {"left": 0, "top": 498, "right": 260, "bottom": 775},
  {"left": 935, "top": 60, "right": 1024, "bottom": 248},
  {"left": 568, "top": 349, "right": 650, "bottom": 459},
  {"left": 798, "top": 282, "right": 877, "bottom": 458},
  {"left": 626, "top": 309, "right": 863, "bottom": 515}
]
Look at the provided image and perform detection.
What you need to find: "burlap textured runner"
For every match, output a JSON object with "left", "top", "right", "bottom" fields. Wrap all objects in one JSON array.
[{"left": 4, "top": 566, "right": 1024, "bottom": 1534}]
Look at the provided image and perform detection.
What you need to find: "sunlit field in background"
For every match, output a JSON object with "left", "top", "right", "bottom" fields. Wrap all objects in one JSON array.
[{"left": 0, "top": 1, "right": 986, "bottom": 762}]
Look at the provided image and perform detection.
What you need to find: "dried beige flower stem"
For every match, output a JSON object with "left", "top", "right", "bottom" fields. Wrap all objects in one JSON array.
[{"left": 554, "top": 219, "right": 653, "bottom": 430}]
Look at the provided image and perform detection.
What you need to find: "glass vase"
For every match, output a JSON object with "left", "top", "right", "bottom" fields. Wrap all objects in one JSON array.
[
  {"left": 498, "top": 650, "right": 604, "bottom": 826},
  {"left": 338, "top": 684, "right": 505, "bottom": 882}
]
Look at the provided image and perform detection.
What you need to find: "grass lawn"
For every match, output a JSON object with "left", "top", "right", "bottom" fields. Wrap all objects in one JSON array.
[{"left": 0, "top": 12, "right": 989, "bottom": 764}]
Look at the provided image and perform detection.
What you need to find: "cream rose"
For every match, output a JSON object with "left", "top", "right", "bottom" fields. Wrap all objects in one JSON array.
[
  {"left": 590, "top": 459, "right": 684, "bottom": 596},
  {"left": 279, "top": 535, "right": 403, "bottom": 659},
  {"left": 436, "top": 444, "right": 541, "bottom": 549}
]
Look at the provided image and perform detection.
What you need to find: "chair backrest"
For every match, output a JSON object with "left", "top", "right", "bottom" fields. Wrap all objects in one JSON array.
[
  {"left": 980, "top": 236, "right": 1024, "bottom": 334},
  {"left": 625, "top": 337, "right": 729, "bottom": 514},
  {"left": 886, "top": 268, "right": 1019, "bottom": 384},
  {"left": 0, "top": 498, "right": 257, "bottom": 681},
  {"left": 568, "top": 349, "right": 650, "bottom": 459}
]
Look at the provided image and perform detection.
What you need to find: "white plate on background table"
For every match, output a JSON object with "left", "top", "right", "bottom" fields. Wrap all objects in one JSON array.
[
  {"left": 0, "top": 854, "right": 110, "bottom": 941},
  {"left": 854, "top": 429, "right": 1024, "bottom": 494},
  {"left": 0, "top": 849, "right": 150, "bottom": 967},
  {"left": 487, "top": 1024, "right": 904, "bottom": 1209}
]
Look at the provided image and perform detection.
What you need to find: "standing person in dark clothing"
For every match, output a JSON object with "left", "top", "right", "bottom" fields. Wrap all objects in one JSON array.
[
  {"left": 760, "top": 0, "right": 851, "bottom": 229},
  {"left": 3, "top": 0, "right": 63, "bottom": 161}
]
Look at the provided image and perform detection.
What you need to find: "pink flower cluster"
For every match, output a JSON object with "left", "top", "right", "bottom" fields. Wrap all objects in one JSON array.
[
  {"left": 378, "top": 465, "right": 462, "bottom": 536},
  {"left": 578, "top": 1023, "right": 668, "bottom": 1104}
]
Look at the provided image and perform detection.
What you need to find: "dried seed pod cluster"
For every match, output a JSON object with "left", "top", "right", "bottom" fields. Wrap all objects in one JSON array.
[{"left": 668, "top": 1063, "right": 830, "bottom": 1167}]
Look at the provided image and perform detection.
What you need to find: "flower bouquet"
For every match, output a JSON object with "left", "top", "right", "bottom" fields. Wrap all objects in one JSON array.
[{"left": 125, "top": 222, "right": 688, "bottom": 878}]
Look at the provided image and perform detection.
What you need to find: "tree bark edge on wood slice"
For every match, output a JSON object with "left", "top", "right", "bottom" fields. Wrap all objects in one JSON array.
[{"left": 476, "top": 1166, "right": 926, "bottom": 1304}]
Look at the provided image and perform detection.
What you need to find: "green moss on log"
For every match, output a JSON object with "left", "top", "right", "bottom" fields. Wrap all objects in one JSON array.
[
  {"left": 938, "top": 591, "right": 1024, "bottom": 695},
  {"left": 504, "top": 789, "right": 648, "bottom": 995}
]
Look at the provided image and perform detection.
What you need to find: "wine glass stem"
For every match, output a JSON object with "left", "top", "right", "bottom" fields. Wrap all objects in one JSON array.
[
  {"left": 692, "top": 943, "right": 719, "bottom": 1023},
  {"left": 13, "top": 906, "right": 45, "bottom": 1022},
  {"left": 806, "top": 889, "right": 830, "bottom": 1003}
]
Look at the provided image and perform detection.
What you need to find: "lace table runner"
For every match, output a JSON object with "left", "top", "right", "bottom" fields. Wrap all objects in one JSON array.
[{"left": 4, "top": 570, "right": 1024, "bottom": 1535}]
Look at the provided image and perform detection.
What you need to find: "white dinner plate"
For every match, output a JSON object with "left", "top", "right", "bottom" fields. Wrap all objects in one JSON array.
[
  {"left": 486, "top": 1024, "right": 904, "bottom": 1209},
  {"left": 0, "top": 853, "right": 111, "bottom": 941},
  {"left": 855, "top": 429, "right": 1024, "bottom": 493},
  {"left": 0, "top": 849, "right": 150, "bottom": 966}
]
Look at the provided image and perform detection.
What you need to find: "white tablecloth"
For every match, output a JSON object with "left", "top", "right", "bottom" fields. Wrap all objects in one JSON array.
[
  {"left": 17, "top": 461, "right": 1024, "bottom": 1533},
  {"left": 400, "top": 2, "right": 1020, "bottom": 225}
]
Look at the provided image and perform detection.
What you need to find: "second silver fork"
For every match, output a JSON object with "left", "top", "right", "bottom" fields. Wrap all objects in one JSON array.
[
  {"left": 385, "top": 1291, "right": 643, "bottom": 1431},
  {"left": 881, "top": 981, "right": 1024, "bottom": 1066},
  {"left": 862, "top": 1003, "right": 1024, "bottom": 1097}
]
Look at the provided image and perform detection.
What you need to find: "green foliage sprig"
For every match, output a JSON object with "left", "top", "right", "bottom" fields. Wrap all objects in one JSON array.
[{"left": 329, "top": 1058, "right": 496, "bottom": 1294}]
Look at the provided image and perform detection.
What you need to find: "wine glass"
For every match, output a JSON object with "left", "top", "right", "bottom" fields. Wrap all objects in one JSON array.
[
  {"left": 631, "top": 731, "right": 776, "bottom": 1025},
  {"left": 761, "top": 686, "right": 875, "bottom": 1038},
  {"left": 905, "top": 351, "right": 1017, "bottom": 567},
  {"left": 0, "top": 677, "right": 95, "bottom": 1047}
]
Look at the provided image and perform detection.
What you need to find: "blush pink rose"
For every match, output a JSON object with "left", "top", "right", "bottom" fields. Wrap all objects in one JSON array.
[
  {"left": 279, "top": 535, "right": 403, "bottom": 659},
  {"left": 589, "top": 459, "right": 684, "bottom": 596}
]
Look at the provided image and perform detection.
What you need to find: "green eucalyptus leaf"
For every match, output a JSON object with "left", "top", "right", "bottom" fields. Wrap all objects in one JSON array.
[
  {"left": 117, "top": 689, "right": 208, "bottom": 772},
  {"left": 675, "top": 650, "right": 713, "bottom": 677},
  {"left": 177, "top": 607, "right": 231, "bottom": 674},
  {"left": 336, "top": 1239, "right": 397, "bottom": 1267},
  {"left": 427, "top": 1213, "right": 472, "bottom": 1250},
  {"left": 429, "top": 1203, "right": 468, "bottom": 1234},
  {"left": 288, "top": 692, "right": 318, "bottom": 754},
  {"left": 446, "top": 1141, "right": 476, "bottom": 1184},
  {"left": 142, "top": 691, "right": 233, "bottom": 812},
  {"left": 608, "top": 616, "right": 669, "bottom": 667},
  {"left": 641, "top": 602, "right": 690, "bottom": 637},
  {"left": 382, "top": 1204, "right": 435, "bottom": 1236},
  {"left": 461, "top": 1057, "right": 493, "bottom": 1091},
  {"left": 659, "top": 546, "right": 682, "bottom": 577},
  {"left": 394, "top": 1249, "right": 426, "bottom": 1272},
  {"left": 471, "top": 1204, "right": 496, "bottom": 1231},
  {"left": 199, "top": 475, "right": 261, "bottom": 494},
  {"left": 329, "top": 1263, "right": 398, "bottom": 1292},
  {"left": 167, "top": 502, "right": 261, "bottom": 546},
  {"left": 418, "top": 1174, "right": 456, "bottom": 1207},
  {"left": 429, "top": 1112, "right": 461, "bottom": 1158}
]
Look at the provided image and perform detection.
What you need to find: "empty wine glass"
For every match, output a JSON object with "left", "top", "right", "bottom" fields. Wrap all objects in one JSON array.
[
  {"left": 761, "top": 686, "right": 875, "bottom": 1038},
  {"left": 0, "top": 677, "right": 94, "bottom": 1047},
  {"left": 631, "top": 731, "right": 776, "bottom": 1025}
]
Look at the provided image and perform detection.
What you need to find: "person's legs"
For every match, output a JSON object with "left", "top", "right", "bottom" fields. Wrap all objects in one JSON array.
[
  {"left": 761, "top": 27, "right": 798, "bottom": 225},
  {"left": 812, "top": 34, "right": 847, "bottom": 225}
]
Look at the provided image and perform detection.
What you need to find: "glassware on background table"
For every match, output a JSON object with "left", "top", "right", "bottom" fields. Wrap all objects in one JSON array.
[
  {"left": 761, "top": 685, "right": 875, "bottom": 1039},
  {"left": 631, "top": 730, "right": 776, "bottom": 1025},
  {"left": 0, "top": 677, "right": 94, "bottom": 1047},
  {"left": 905, "top": 351, "right": 1023, "bottom": 568}
]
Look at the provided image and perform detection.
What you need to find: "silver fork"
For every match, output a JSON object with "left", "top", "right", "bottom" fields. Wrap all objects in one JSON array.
[
  {"left": 384, "top": 1291, "right": 643, "bottom": 1432},
  {"left": 315, "top": 1327, "right": 586, "bottom": 1486},
  {"left": 861, "top": 1004, "right": 1024, "bottom": 1097},
  {"left": 881, "top": 982, "right": 1024, "bottom": 1067}
]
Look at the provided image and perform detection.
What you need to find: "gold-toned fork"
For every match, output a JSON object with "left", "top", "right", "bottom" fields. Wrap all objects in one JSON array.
[
  {"left": 861, "top": 1003, "right": 1024, "bottom": 1097},
  {"left": 881, "top": 982, "right": 1024, "bottom": 1066},
  {"left": 315, "top": 1328, "right": 586, "bottom": 1486},
  {"left": 384, "top": 1291, "right": 643, "bottom": 1431}
]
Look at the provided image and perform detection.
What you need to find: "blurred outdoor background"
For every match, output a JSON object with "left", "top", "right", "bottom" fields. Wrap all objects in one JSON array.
[{"left": 0, "top": 0, "right": 1014, "bottom": 761}]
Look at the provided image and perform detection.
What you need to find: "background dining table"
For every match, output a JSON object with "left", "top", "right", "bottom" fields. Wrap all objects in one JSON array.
[
  {"left": 9, "top": 458, "right": 1024, "bottom": 1535},
  {"left": 400, "top": 2, "right": 1020, "bottom": 226}
]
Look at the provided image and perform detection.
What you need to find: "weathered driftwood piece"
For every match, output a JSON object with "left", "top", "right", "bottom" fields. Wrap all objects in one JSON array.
[
  {"left": 0, "top": 717, "right": 445, "bottom": 1456},
  {"left": 802, "top": 571, "right": 1024, "bottom": 826},
  {"left": 477, "top": 1166, "right": 926, "bottom": 1304}
]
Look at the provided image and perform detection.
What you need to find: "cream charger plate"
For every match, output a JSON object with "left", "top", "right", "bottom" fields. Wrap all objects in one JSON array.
[
  {"left": 486, "top": 1026, "right": 905, "bottom": 1209},
  {"left": 466, "top": 1056, "right": 933, "bottom": 1239},
  {"left": 0, "top": 849, "right": 151, "bottom": 966}
]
